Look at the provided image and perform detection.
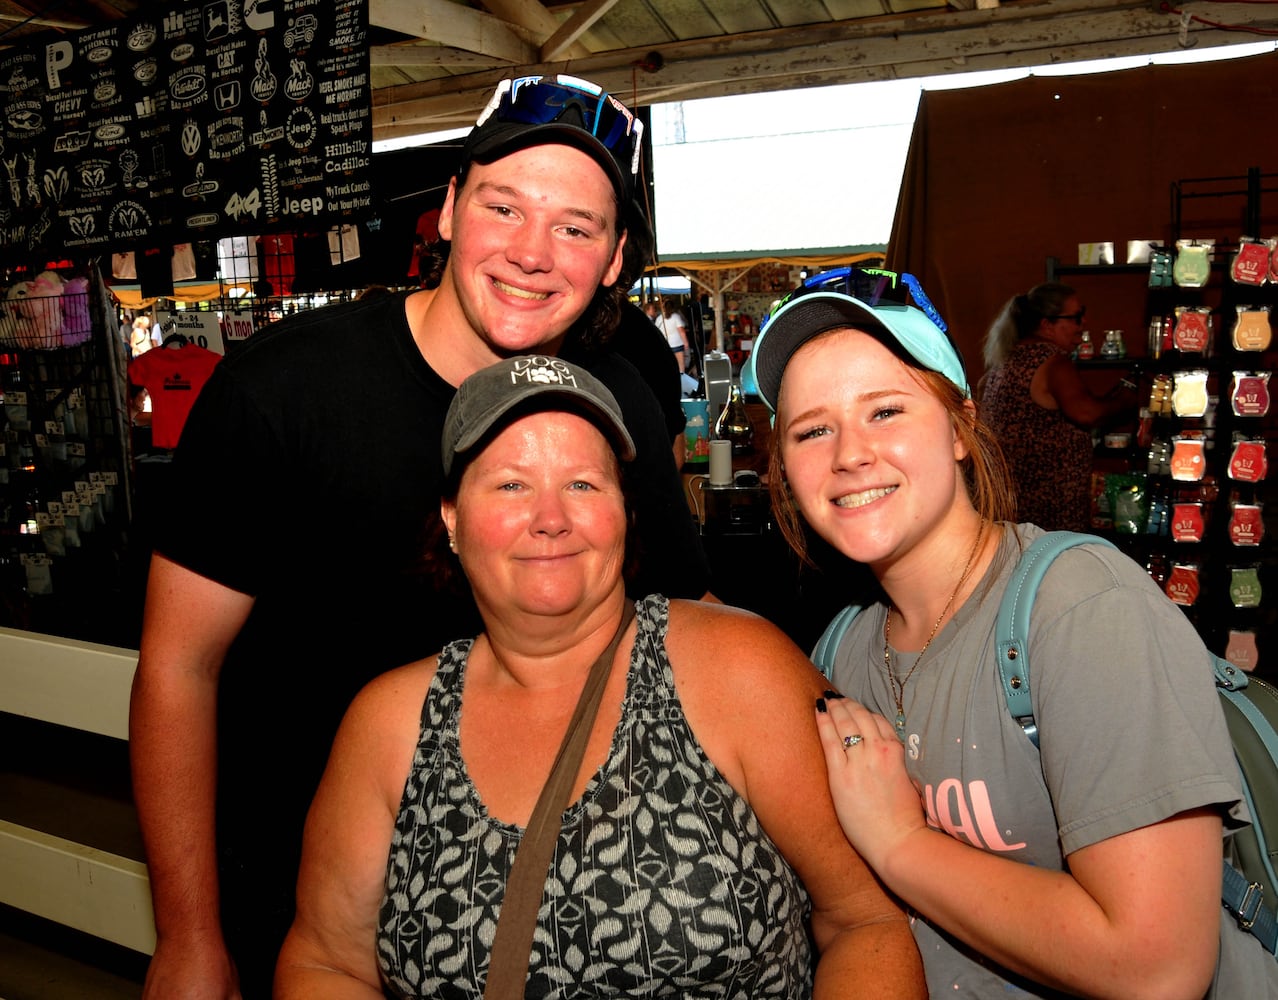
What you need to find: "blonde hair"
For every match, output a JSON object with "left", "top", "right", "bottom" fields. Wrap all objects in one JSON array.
[{"left": 984, "top": 282, "right": 1076, "bottom": 369}]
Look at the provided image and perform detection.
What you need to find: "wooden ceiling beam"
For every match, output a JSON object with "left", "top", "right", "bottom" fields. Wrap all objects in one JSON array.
[
  {"left": 369, "top": 0, "right": 538, "bottom": 64},
  {"left": 370, "top": 44, "right": 517, "bottom": 66},
  {"left": 481, "top": 0, "right": 594, "bottom": 58},
  {"left": 0, "top": 5, "right": 88, "bottom": 29},
  {"left": 541, "top": 0, "right": 620, "bottom": 61},
  {"left": 371, "top": 0, "right": 1269, "bottom": 138}
]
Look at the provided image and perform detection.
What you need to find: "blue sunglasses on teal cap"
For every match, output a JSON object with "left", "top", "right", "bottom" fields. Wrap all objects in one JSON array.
[{"left": 749, "top": 266, "right": 969, "bottom": 411}]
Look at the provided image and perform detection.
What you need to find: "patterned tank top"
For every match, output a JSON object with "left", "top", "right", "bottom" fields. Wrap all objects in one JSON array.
[{"left": 377, "top": 594, "right": 814, "bottom": 999}]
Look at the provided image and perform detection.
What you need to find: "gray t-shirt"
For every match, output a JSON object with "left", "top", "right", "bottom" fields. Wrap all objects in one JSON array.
[{"left": 828, "top": 522, "right": 1278, "bottom": 997}]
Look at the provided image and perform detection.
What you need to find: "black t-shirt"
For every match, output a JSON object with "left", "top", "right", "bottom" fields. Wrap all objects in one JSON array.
[{"left": 155, "top": 290, "right": 709, "bottom": 903}]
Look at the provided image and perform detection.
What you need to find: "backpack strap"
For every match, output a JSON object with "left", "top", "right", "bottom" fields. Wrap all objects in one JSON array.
[
  {"left": 995, "top": 533, "right": 1278, "bottom": 955},
  {"left": 1221, "top": 794, "right": 1278, "bottom": 953},
  {"left": 816, "top": 530, "right": 1278, "bottom": 957},
  {"left": 811, "top": 604, "right": 863, "bottom": 680},
  {"left": 1215, "top": 660, "right": 1278, "bottom": 952},
  {"left": 995, "top": 531, "right": 1117, "bottom": 749},
  {"left": 816, "top": 531, "right": 1118, "bottom": 704}
]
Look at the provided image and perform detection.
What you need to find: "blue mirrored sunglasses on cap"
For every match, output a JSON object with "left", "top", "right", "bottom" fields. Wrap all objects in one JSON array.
[
  {"left": 474, "top": 74, "right": 644, "bottom": 179},
  {"left": 791, "top": 266, "right": 948, "bottom": 334},
  {"left": 751, "top": 265, "right": 969, "bottom": 410}
]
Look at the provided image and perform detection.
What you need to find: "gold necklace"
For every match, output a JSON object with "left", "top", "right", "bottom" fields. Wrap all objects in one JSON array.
[{"left": 883, "top": 526, "right": 984, "bottom": 733}]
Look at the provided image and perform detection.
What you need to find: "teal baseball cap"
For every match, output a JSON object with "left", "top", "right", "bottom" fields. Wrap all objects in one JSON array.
[{"left": 749, "top": 267, "right": 968, "bottom": 411}]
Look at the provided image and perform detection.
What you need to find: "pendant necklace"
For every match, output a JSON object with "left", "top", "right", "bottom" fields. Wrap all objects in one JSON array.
[{"left": 884, "top": 526, "right": 984, "bottom": 733}]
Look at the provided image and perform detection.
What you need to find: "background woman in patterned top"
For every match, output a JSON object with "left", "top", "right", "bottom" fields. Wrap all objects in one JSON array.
[
  {"left": 979, "top": 282, "right": 1135, "bottom": 531},
  {"left": 276, "top": 355, "right": 924, "bottom": 999}
]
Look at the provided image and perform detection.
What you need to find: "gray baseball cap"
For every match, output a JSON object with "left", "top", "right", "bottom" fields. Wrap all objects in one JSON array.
[{"left": 442, "top": 355, "right": 636, "bottom": 476}]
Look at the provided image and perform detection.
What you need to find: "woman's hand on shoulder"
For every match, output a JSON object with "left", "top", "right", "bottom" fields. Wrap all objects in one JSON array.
[{"left": 814, "top": 694, "right": 928, "bottom": 873}]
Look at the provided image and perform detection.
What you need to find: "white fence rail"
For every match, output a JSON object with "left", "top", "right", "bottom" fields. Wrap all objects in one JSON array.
[{"left": 0, "top": 627, "right": 154, "bottom": 954}]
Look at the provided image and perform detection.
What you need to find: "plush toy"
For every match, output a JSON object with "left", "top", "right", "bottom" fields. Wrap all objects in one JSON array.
[
  {"left": 9, "top": 270, "right": 64, "bottom": 349},
  {"left": 60, "top": 275, "right": 92, "bottom": 347},
  {"left": 6, "top": 281, "right": 39, "bottom": 349}
]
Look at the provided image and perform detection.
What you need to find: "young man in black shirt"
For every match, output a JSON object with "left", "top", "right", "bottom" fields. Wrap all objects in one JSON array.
[{"left": 130, "top": 75, "right": 710, "bottom": 1000}]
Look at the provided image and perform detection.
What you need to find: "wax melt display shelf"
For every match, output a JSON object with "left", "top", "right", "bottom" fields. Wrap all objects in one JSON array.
[{"left": 1047, "top": 231, "right": 1278, "bottom": 677}]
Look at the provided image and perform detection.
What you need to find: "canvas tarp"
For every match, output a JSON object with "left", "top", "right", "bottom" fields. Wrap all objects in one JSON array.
[{"left": 887, "top": 49, "right": 1278, "bottom": 384}]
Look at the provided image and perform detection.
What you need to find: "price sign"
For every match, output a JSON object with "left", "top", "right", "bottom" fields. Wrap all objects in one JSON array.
[{"left": 155, "top": 311, "right": 227, "bottom": 354}]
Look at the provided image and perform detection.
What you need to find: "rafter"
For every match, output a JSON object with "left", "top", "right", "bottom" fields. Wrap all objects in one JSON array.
[
  {"left": 370, "top": 44, "right": 517, "bottom": 66},
  {"left": 371, "top": 0, "right": 1270, "bottom": 140},
  {"left": 481, "top": 0, "right": 594, "bottom": 58},
  {"left": 541, "top": 0, "right": 620, "bottom": 61},
  {"left": 369, "top": 0, "right": 538, "bottom": 64}
]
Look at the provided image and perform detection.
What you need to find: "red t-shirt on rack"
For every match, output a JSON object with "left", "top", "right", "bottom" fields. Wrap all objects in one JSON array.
[{"left": 129, "top": 343, "right": 223, "bottom": 449}]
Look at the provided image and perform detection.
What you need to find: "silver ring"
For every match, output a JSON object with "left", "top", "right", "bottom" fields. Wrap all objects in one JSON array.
[{"left": 842, "top": 734, "right": 864, "bottom": 749}]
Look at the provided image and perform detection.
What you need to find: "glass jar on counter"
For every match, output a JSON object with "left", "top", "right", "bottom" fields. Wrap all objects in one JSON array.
[{"left": 1100, "top": 329, "right": 1126, "bottom": 359}]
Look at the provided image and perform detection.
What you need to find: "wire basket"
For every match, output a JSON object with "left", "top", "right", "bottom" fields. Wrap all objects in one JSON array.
[{"left": 0, "top": 277, "right": 93, "bottom": 350}]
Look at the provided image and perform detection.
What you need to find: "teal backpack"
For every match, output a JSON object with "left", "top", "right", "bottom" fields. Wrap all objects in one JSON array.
[{"left": 812, "top": 529, "right": 1278, "bottom": 956}]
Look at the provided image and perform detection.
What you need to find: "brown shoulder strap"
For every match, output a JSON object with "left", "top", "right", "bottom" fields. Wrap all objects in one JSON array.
[{"left": 482, "top": 601, "right": 636, "bottom": 999}]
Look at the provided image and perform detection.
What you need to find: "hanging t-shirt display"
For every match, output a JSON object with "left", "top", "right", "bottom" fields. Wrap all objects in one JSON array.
[
  {"left": 216, "top": 236, "right": 259, "bottom": 283},
  {"left": 327, "top": 224, "right": 360, "bottom": 264},
  {"left": 137, "top": 246, "right": 175, "bottom": 297},
  {"left": 111, "top": 251, "right": 137, "bottom": 280},
  {"left": 0, "top": 0, "right": 372, "bottom": 266},
  {"left": 259, "top": 233, "right": 296, "bottom": 296},
  {"left": 171, "top": 243, "right": 197, "bottom": 281},
  {"left": 129, "top": 340, "right": 222, "bottom": 449}
]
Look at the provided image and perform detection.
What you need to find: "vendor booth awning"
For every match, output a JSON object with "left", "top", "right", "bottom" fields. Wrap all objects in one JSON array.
[{"left": 650, "top": 248, "right": 886, "bottom": 350}]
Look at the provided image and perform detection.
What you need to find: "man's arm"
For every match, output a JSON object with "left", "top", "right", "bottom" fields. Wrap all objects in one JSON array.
[{"left": 130, "top": 553, "right": 254, "bottom": 1000}]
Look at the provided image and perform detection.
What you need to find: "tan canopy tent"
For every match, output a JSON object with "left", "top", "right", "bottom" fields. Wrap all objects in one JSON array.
[
  {"left": 648, "top": 248, "right": 886, "bottom": 350},
  {"left": 108, "top": 282, "right": 252, "bottom": 310}
]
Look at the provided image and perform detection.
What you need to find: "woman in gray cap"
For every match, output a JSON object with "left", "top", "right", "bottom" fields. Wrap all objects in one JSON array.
[
  {"left": 276, "top": 355, "right": 924, "bottom": 999},
  {"left": 747, "top": 267, "right": 1278, "bottom": 999}
]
